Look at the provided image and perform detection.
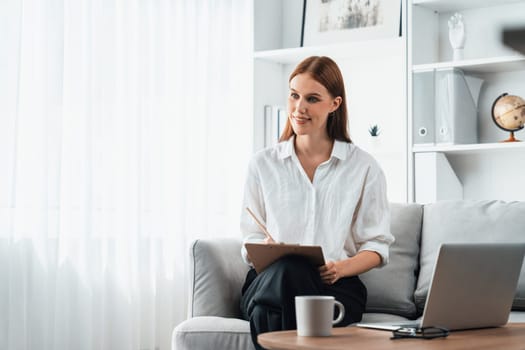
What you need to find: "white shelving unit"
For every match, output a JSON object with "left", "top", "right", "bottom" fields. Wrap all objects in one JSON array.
[
  {"left": 254, "top": 38, "right": 406, "bottom": 64},
  {"left": 412, "top": 0, "right": 525, "bottom": 13},
  {"left": 412, "top": 55, "right": 525, "bottom": 74},
  {"left": 413, "top": 141, "right": 525, "bottom": 155},
  {"left": 408, "top": 0, "right": 525, "bottom": 202},
  {"left": 253, "top": 0, "right": 408, "bottom": 202}
]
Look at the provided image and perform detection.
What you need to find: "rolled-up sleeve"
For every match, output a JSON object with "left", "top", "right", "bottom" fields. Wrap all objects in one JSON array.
[
  {"left": 240, "top": 157, "right": 267, "bottom": 265},
  {"left": 351, "top": 166, "right": 394, "bottom": 266}
]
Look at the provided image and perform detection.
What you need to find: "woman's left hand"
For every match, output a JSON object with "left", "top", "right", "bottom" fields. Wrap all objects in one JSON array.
[{"left": 319, "top": 260, "right": 340, "bottom": 285}]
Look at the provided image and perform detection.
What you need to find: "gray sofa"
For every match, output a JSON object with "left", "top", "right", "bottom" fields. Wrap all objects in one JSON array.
[{"left": 173, "top": 201, "right": 525, "bottom": 350}]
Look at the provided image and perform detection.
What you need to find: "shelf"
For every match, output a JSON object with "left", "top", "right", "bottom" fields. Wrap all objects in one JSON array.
[
  {"left": 412, "top": 55, "right": 525, "bottom": 74},
  {"left": 412, "top": 141, "right": 525, "bottom": 155},
  {"left": 413, "top": 0, "right": 524, "bottom": 13},
  {"left": 409, "top": 0, "right": 525, "bottom": 202},
  {"left": 254, "top": 37, "right": 405, "bottom": 64}
]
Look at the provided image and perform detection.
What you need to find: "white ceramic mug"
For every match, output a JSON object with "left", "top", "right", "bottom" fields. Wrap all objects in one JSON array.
[{"left": 295, "top": 295, "right": 345, "bottom": 337}]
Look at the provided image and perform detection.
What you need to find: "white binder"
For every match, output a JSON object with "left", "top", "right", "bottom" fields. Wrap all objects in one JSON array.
[
  {"left": 413, "top": 70, "right": 436, "bottom": 145},
  {"left": 434, "top": 68, "right": 484, "bottom": 144}
]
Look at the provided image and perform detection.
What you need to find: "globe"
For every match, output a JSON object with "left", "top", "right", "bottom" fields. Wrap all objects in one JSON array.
[{"left": 491, "top": 93, "right": 525, "bottom": 142}]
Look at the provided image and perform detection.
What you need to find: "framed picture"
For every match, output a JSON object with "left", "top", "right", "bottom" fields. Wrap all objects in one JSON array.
[{"left": 302, "top": 0, "right": 401, "bottom": 47}]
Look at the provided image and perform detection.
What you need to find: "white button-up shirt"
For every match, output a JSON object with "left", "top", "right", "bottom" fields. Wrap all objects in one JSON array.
[{"left": 240, "top": 137, "right": 394, "bottom": 267}]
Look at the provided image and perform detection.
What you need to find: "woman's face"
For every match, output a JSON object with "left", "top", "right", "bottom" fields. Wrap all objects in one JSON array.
[{"left": 287, "top": 73, "right": 341, "bottom": 138}]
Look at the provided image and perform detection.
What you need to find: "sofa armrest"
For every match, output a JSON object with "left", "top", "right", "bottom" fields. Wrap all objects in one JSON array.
[{"left": 189, "top": 238, "right": 250, "bottom": 318}]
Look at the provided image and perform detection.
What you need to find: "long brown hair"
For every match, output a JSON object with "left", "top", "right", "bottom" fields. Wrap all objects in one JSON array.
[{"left": 279, "top": 56, "right": 351, "bottom": 143}]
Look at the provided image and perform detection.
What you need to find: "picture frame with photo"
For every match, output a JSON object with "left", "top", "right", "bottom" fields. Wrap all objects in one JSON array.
[{"left": 302, "top": 0, "right": 401, "bottom": 47}]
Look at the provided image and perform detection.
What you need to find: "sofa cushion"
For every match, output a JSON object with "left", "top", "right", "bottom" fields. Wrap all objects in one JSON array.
[
  {"left": 172, "top": 316, "right": 254, "bottom": 350},
  {"left": 415, "top": 200, "right": 525, "bottom": 314},
  {"left": 190, "top": 239, "right": 250, "bottom": 318},
  {"left": 360, "top": 203, "right": 422, "bottom": 318}
]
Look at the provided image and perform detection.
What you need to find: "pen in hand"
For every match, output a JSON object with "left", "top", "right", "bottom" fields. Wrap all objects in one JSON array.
[{"left": 245, "top": 207, "right": 276, "bottom": 243}]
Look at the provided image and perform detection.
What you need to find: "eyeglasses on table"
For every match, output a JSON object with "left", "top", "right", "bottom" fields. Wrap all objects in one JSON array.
[{"left": 391, "top": 326, "right": 450, "bottom": 340}]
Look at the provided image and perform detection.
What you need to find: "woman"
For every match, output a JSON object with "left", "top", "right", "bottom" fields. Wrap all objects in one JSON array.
[{"left": 239, "top": 56, "right": 394, "bottom": 350}]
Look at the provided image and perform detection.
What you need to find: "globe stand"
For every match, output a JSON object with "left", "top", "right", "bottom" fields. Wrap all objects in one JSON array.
[{"left": 502, "top": 131, "right": 521, "bottom": 142}]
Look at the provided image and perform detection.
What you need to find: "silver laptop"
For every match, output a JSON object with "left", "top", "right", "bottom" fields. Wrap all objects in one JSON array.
[{"left": 356, "top": 242, "right": 525, "bottom": 331}]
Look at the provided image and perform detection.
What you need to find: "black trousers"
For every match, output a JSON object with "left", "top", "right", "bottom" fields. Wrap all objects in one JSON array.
[{"left": 240, "top": 255, "right": 367, "bottom": 350}]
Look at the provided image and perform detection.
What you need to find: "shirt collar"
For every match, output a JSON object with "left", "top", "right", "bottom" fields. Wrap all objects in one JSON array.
[
  {"left": 278, "top": 137, "right": 294, "bottom": 159},
  {"left": 331, "top": 139, "right": 348, "bottom": 160},
  {"left": 278, "top": 136, "right": 348, "bottom": 160}
]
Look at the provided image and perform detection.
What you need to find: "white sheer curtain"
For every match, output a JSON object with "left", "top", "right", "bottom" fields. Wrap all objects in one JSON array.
[{"left": 0, "top": 0, "right": 252, "bottom": 349}]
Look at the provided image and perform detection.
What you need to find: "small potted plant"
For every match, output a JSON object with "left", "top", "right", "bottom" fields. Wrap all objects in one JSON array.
[{"left": 368, "top": 124, "right": 381, "bottom": 137}]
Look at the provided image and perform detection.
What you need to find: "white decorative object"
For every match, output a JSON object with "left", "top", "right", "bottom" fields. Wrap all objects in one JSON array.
[{"left": 448, "top": 13, "right": 465, "bottom": 61}]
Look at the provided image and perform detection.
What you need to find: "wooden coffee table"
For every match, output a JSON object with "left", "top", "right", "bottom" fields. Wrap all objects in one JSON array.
[{"left": 258, "top": 323, "right": 525, "bottom": 350}]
